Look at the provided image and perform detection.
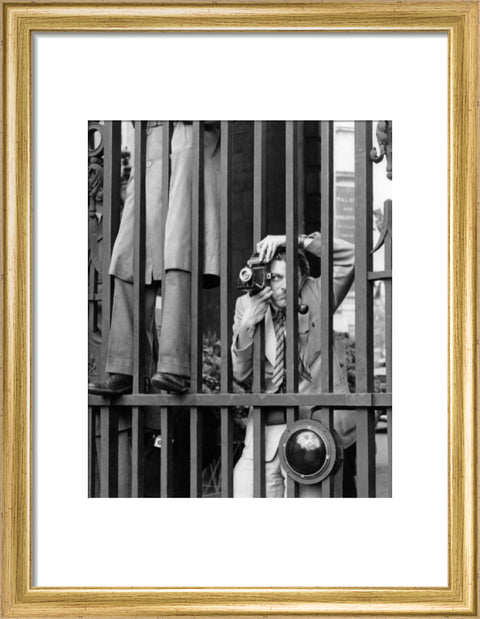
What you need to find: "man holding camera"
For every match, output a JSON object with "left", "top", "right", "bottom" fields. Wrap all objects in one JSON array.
[{"left": 231, "top": 232, "right": 356, "bottom": 497}]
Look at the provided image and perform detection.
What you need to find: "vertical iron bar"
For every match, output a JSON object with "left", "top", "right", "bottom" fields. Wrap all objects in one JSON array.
[
  {"left": 320, "top": 120, "right": 337, "bottom": 497},
  {"left": 131, "top": 121, "right": 147, "bottom": 497},
  {"left": 190, "top": 122, "right": 205, "bottom": 497},
  {"left": 158, "top": 121, "right": 173, "bottom": 495},
  {"left": 160, "top": 408, "right": 174, "bottom": 497},
  {"left": 220, "top": 408, "right": 233, "bottom": 497},
  {"left": 191, "top": 121, "right": 205, "bottom": 390},
  {"left": 131, "top": 410, "right": 144, "bottom": 497},
  {"left": 253, "top": 409, "right": 265, "bottom": 497},
  {"left": 297, "top": 121, "right": 305, "bottom": 232},
  {"left": 354, "top": 121, "right": 376, "bottom": 497},
  {"left": 384, "top": 199, "right": 393, "bottom": 496},
  {"left": 160, "top": 121, "right": 173, "bottom": 283},
  {"left": 99, "top": 122, "right": 121, "bottom": 499},
  {"left": 253, "top": 121, "right": 267, "bottom": 497},
  {"left": 88, "top": 262, "right": 96, "bottom": 336},
  {"left": 100, "top": 406, "right": 118, "bottom": 497},
  {"left": 220, "top": 121, "right": 234, "bottom": 497},
  {"left": 132, "top": 121, "right": 147, "bottom": 392},
  {"left": 320, "top": 121, "right": 334, "bottom": 392},
  {"left": 332, "top": 460, "right": 344, "bottom": 496},
  {"left": 88, "top": 407, "right": 96, "bottom": 497},
  {"left": 190, "top": 411, "right": 203, "bottom": 497},
  {"left": 285, "top": 121, "right": 299, "bottom": 498},
  {"left": 100, "top": 121, "right": 122, "bottom": 379}
]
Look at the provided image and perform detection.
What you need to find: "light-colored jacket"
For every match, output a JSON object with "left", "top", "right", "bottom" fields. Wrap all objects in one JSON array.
[
  {"left": 109, "top": 122, "right": 220, "bottom": 284},
  {"left": 231, "top": 234, "right": 356, "bottom": 458}
]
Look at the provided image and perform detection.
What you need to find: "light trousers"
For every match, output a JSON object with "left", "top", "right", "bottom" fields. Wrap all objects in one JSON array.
[
  {"left": 233, "top": 439, "right": 357, "bottom": 498},
  {"left": 106, "top": 270, "right": 191, "bottom": 377},
  {"left": 233, "top": 448, "right": 324, "bottom": 498}
]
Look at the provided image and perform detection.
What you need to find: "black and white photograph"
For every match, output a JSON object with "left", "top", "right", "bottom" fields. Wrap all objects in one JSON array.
[{"left": 88, "top": 120, "right": 392, "bottom": 498}]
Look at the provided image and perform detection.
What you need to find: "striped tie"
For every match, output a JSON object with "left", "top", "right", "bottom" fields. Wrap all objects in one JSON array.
[{"left": 271, "top": 310, "right": 286, "bottom": 392}]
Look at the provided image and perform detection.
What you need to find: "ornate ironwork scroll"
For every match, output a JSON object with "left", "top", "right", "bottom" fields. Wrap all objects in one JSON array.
[
  {"left": 370, "top": 120, "right": 392, "bottom": 180},
  {"left": 88, "top": 122, "right": 105, "bottom": 377},
  {"left": 88, "top": 121, "right": 131, "bottom": 379}
]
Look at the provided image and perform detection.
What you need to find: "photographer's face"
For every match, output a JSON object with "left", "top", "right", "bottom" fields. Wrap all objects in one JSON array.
[{"left": 269, "top": 259, "right": 302, "bottom": 309}]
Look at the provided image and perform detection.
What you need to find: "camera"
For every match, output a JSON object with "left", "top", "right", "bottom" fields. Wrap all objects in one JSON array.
[{"left": 237, "top": 253, "right": 270, "bottom": 294}]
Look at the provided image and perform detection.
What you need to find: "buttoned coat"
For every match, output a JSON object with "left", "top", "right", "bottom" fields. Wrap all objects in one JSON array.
[
  {"left": 109, "top": 122, "right": 220, "bottom": 285},
  {"left": 231, "top": 234, "right": 356, "bottom": 461}
]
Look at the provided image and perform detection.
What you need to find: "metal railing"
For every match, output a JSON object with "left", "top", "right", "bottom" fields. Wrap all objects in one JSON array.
[{"left": 88, "top": 120, "right": 392, "bottom": 498}]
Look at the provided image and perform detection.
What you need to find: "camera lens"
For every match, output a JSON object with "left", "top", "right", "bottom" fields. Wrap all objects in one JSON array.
[{"left": 239, "top": 267, "right": 253, "bottom": 283}]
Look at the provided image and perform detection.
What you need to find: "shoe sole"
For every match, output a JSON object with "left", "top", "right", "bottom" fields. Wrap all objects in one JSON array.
[
  {"left": 150, "top": 376, "right": 189, "bottom": 394},
  {"left": 88, "top": 386, "right": 132, "bottom": 396}
]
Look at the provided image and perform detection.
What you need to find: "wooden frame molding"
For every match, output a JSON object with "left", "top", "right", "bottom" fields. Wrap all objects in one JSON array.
[{"left": 2, "top": 1, "right": 478, "bottom": 616}]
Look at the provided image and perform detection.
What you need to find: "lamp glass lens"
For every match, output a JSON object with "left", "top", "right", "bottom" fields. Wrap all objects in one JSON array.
[{"left": 285, "top": 429, "right": 327, "bottom": 476}]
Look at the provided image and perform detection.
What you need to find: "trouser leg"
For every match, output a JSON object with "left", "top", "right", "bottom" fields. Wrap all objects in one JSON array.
[
  {"left": 233, "top": 451, "right": 254, "bottom": 497},
  {"left": 156, "top": 269, "right": 191, "bottom": 377},
  {"left": 233, "top": 451, "right": 285, "bottom": 498},
  {"left": 106, "top": 277, "right": 158, "bottom": 376}
]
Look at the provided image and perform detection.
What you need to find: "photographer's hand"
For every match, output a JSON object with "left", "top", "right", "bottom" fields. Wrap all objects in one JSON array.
[
  {"left": 236, "top": 287, "right": 273, "bottom": 349},
  {"left": 256, "top": 235, "right": 286, "bottom": 263}
]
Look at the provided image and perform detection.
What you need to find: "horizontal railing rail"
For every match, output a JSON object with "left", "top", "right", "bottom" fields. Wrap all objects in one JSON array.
[{"left": 89, "top": 393, "right": 392, "bottom": 408}]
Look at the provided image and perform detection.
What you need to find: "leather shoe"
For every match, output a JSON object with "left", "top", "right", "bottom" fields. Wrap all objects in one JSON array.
[
  {"left": 88, "top": 373, "right": 132, "bottom": 396},
  {"left": 150, "top": 372, "right": 189, "bottom": 394}
]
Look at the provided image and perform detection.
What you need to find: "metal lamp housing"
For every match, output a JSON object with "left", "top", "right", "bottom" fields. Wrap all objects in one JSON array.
[{"left": 279, "top": 420, "right": 343, "bottom": 485}]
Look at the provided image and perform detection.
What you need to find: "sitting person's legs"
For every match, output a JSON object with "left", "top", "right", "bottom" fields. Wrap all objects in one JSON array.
[
  {"left": 88, "top": 278, "right": 158, "bottom": 395},
  {"left": 151, "top": 269, "right": 191, "bottom": 393}
]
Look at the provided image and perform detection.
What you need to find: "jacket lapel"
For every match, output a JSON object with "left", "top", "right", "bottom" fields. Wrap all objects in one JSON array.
[{"left": 298, "top": 311, "right": 311, "bottom": 377}]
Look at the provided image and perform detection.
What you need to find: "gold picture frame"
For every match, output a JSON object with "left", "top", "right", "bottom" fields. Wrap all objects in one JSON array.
[{"left": 1, "top": 1, "right": 478, "bottom": 616}]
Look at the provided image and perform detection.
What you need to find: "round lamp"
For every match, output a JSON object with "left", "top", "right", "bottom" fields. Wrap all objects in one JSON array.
[{"left": 279, "top": 420, "right": 342, "bottom": 485}]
